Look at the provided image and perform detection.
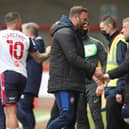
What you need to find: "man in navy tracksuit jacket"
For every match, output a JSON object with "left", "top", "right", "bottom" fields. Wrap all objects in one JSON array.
[{"left": 17, "top": 23, "right": 45, "bottom": 129}]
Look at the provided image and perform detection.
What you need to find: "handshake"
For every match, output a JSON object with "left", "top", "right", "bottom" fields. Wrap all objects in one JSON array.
[{"left": 93, "top": 67, "right": 110, "bottom": 96}]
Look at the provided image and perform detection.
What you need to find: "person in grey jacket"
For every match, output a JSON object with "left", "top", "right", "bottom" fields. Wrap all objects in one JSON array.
[
  {"left": 47, "top": 5, "right": 103, "bottom": 129},
  {"left": 76, "top": 28, "right": 107, "bottom": 129}
]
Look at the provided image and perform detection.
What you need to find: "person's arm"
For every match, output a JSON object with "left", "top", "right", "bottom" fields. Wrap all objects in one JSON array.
[
  {"left": 30, "top": 46, "right": 50, "bottom": 64},
  {"left": 108, "top": 59, "right": 129, "bottom": 79},
  {"left": 108, "top": 42, "right": 129, "bottom": 79},
  {"left": 35, "top": 36, "right": 45, "bottom": 53},
  {"left": 114, "top": 41, "right": 127, "bottom": 93},
  {"left": 117, "top": 41, "right": 127, "bottom": 65},
  {"left": 29, "top": 38, "right": 50, "bottom": 64}
]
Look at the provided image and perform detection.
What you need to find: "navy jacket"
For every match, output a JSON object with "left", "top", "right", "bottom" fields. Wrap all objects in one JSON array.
[{"left": 24, "top": 36, "right": 45, "bottom": 97}]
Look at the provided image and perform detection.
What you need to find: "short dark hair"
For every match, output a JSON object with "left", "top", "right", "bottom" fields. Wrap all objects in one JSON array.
[
  {"left": 69, "top": 5, "right": 88, "bottom": 17},
  {"left": 101, "top": 15, "right": 116, "bottom": 28},
  {"left": 5, "top": 11, "right": 21, "bottom": 24}
]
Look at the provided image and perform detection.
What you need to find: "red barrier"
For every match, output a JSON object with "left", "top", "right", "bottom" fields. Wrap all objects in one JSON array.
[{"left": 43, "top": 64, "right": 49, "bottom": 71}]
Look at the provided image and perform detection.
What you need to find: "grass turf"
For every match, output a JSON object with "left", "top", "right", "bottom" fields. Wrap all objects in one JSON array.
[{"left": 34, "top": 109, "right": 106, "bottom": 129}]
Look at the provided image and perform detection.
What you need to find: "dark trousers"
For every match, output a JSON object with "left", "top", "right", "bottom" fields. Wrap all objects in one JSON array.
[
  {"left": 0, "top": 99, "right": 5, "bottom": 129},
  {"left": 17, "top": 93, "right": 35, "bottom": 129},
  {"left": 47, "top": 91, "right": 79, "bottom": 129},
  {"left": 106, "top": 95, "right": 129, "bottom": 129},
  {"left": 76, "top": 93, "right": 104, "bottom": 129},
  {"left": 46, "top": 101, "right": 59, "bottom": 127}
]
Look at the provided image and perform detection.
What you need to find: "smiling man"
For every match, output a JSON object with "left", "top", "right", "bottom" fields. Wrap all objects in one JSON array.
[{"left": 47, "top": 5, "right": 103, "bottom": 129}]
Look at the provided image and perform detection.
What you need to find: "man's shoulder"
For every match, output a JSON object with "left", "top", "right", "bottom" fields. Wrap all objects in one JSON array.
[
  {"left": 89, "top": 36, "right": 101, "bottom": 42},
  {"left": 87, "top": 36, "right": 104, "bottom": 46},
  {"left": 51, "top": 21, "right": 74, "bottom": 37},
  {"left": 0, "top": 29, "right": 27, "bottom": 38},
  {"left": 57, "top": 27, "right": 73, "bottom": 33},
  {"left": 54, "top": 27, "right": 74, "bottom": 39},
  {"left": 0, "top": 29, "right": 29, "bottom": 45},
  {"left": 115, "top": 33, "right": 127, "bottom": 45}
]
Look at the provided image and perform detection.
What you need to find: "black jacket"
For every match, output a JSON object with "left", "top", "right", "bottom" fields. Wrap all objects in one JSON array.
[
  {"left": 108, "top": 45, "right": 129, "bottom": 102},
  {"left": 83, "top": 36, "right": 107, "bottom": 84},
  {"left": 48, "top": 16, "right": 96, "bottom": 93}
]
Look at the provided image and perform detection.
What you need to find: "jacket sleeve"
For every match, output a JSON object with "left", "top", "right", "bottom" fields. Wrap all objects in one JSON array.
[
  {"left": 35, "top": 36, "right": 45, "bottom": 53},
  {"left": 56, "top": 29, "right": 96, "bottom": 79},
  {"left": 108, "top": 47, "right": 129, "bottom": 79},
  {"left": 116, "top": 40, "right": 127, "bottom": 65},
  {"left": 114, "top": 40, "right": 127, "bottom": 93}
]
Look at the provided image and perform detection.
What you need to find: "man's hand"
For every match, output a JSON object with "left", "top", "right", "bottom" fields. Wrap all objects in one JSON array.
[
  {"left": 103, "top": 73, "right": 110, "bottom": 86},
  {"left": 31, "top": 45, "right": 51, "bottom": 64},
  {"left": 92, "top": 68, "right": 104, "bottom": 96},
  {"left": 46, "top": 45, "right": 51, "bottom": 56},
  {"left": 92, "top": 67, "right": 104, "bottom": 87},
  {"left": 96, "top": 85, "right": 104, "bottom": 96},
  {"left": 93, "top": 67, "right": 103, "bottom": 80}
]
